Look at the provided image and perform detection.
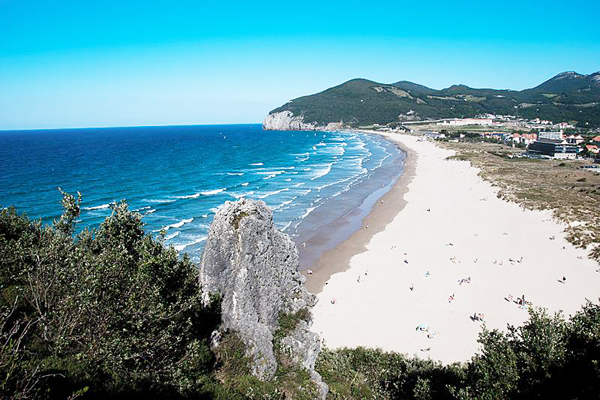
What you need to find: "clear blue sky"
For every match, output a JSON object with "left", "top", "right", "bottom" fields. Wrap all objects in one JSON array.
[{"left": 1, "top": 0, "right": 599, "bottom": 129}]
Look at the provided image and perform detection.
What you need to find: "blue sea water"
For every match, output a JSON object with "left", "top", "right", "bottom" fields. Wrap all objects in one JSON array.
[{"left": 0, "top": 124, "right": 404, "bottom": 265}]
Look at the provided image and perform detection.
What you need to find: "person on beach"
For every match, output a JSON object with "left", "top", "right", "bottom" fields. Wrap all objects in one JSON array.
[{"left": 409, "top": 284, "right": 414, "bottom": 291}]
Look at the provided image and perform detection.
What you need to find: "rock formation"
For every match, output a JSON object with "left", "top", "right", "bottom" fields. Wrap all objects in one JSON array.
[
  {"left": 263, "top": 110, "right": 344, "bottom": 131},
  {"left": 199, "top": 198, "right": 327, "bottom": 397}
]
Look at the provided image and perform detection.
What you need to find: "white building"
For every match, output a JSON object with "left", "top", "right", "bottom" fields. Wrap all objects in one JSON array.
[{"left": 538, "top": 131, "right": 563, "bottom": 141}]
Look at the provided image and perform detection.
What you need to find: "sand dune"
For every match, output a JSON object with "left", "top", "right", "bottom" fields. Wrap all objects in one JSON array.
[{"left": 310, "top": 133, "right": 600, "bottom": 364}]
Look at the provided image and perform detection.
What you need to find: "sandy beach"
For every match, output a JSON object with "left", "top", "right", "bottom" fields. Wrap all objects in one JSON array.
[{"left": 308, "top": 132, "right": 600, "bottom": 364}]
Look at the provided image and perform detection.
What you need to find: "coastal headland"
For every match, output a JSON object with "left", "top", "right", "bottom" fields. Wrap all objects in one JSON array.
[{"left": 307, "top": 132, "right": 600, "bottom": 364}]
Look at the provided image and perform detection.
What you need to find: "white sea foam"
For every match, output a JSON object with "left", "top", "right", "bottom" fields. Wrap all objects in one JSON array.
[
  {"left": 83, "top": 203, "right": 113, "bottom": 211},
  {"left": 310, "top": 163, "right": 333, "bottom": 180},
  {"left": 165, "top": 231, "right": 180, "bottom": 240},
  {"left": 301, "top": 206, "right": 316, "bottom": 220},
  {"left": 144, "top": 198, "right": 177, "bottom": 204},
  {"left": 256, "top": 170, "right": 285, "bottom": 175},
  {"left": 376, "top": 153, "right": 392, "bottom": 169},
  {"left": 144, "top": 209, "right": 156, "bottom": 215},
  {"left": 174, "top": 193, "right": 201, "bottom": 199},
  {"left": 257, "top": 188, "right": 289, "bottom": 199},
  {"left": 279, "top": 221, "right": 292, "bottom": 231},
  {"left": 227, "top": 172, "right": 244, "bottom": 176},
  {"left": 133, "top": 206, "right": 152, "bottom": 212},
  {"left": 241, "top": 182, "right": 249, "bottom": 186},
  {"left": 230, "top": 191, "right": 255, "bottom": 199},
  {"left": 174, "top": 236, "right": 207, "bottom": 252},
  {"left": 297, "top": 189, "right": 312, "bottom": 196},
  {"left": 250, "top": 162, "right": 264, "bottom": 166},
  {"left": 274, "top": 198, "right": 295, "bottom": 210},
  {"left": 200, "top": 188, "right": 226, "bottom": 196},
  {"left": 164, "top": 217, "right": 194, "bottom": 231}
]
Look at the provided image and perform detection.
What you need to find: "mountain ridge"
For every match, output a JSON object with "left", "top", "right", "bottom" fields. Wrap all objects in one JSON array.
[{"left": 264, "top": 71, "right": 600, "bottom": 130}]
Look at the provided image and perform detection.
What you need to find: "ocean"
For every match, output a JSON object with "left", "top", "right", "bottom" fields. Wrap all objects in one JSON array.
[{"left": 0, "top": 124, "right": 404, "bottom": 266}]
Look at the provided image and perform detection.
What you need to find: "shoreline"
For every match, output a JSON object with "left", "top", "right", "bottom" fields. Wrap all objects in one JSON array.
[
  {"left": 308, "top": 132, "right": 600, "bottom": 364},
  {"left": 303, "top": 130, "right": 415, "bottom": 293}
]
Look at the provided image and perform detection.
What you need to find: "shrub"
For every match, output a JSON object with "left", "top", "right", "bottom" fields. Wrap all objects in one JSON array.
[{"left": 0, "top": 192, "right": 220, "bottom": 398}]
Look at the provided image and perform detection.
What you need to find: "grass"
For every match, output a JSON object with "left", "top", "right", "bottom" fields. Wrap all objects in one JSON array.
[{"left": 210, "top": 309, "right": 319, "bottom": 399}]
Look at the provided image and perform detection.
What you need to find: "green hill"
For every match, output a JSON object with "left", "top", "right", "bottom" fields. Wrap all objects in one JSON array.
[{"left": 264, "top": 71, "right": 600, "bottom": 129}]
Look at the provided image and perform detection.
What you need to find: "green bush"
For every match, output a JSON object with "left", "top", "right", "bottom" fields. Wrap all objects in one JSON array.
[{"left": 0, "top": 192, "right": 220, "bottom": 399}]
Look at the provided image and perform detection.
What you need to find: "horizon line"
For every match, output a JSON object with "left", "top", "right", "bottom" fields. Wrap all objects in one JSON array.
[{"left": 0, "top": 122, "right": 264, "bottom": 133}]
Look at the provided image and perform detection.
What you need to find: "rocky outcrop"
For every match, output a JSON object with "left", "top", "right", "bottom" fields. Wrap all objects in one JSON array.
[
  {"left": 263, "top": 110, "right": 345, "bottom": 131},
  {"left": 199, "top": 199, "right": 327, "bottom": 397}
]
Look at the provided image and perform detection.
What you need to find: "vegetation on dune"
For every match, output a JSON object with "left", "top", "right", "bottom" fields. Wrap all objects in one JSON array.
[
  {"left": 440, "top": 140, "right": 600, "bottom": 264},
  {"left": 2, "top": 192, "right": 600, "bottom": 398}
]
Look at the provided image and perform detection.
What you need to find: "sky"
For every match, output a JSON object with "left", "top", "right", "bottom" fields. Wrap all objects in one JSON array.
[{"left": 0, "top": 0, "right": 599, "bottom": 130}]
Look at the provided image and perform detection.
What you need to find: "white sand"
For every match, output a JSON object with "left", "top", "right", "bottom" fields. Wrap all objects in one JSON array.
[{"left": 311, "top": 133, "right": 600, "bottom": 364}]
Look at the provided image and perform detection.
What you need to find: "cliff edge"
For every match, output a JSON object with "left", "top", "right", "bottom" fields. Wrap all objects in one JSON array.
[{"left": 263, "top": 110, "right": 344, "bottom": 131}]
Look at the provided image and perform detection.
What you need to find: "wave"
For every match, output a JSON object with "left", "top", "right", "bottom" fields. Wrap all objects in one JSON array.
[
  {"left": 376, "top": 153, "right": 392, "bottom": 169},
  {"left": 255, "top": 170, "right": 285, "bottom": 175},
  {"left": 296, "top": 189, "right": 312, "bottom": 196},
  {"left": 200, "top": 188, "right": 226, "bottom": 196},
  {"left": 310, "top": 163, "right": 333, "bottom": 181},
  {"left": 174, "top": 193, "right": 200, "bottom": 199},
  {"left": 83, "top": 203, "right": 113, "bottom": 211},
  {"left": 133, "top": 206, "right": 151, "bottom": 212},
  {"left": 241, "top": 182, "right": 249, "bottom": 186},
  {"left": 165, "top": 231, "right": 180, "bottom": 240},
  {"left": 257, "top": 188, "right": 289, "bottom": 199},
  {"left": 227, "top": 172, "right": 244, "bottom": 176},
  {"left": 301, "top": 206, "right": 316, "bottom": 220},
  {"left": 250, "top": 162, "right": 264, "bottom": 166},
  {"left": 144, "top": 198, "right": 177, "bottom": 204},
  {"left": 230, "top": 191, "right": 255, "bottom": 199},
  {"left": 174, "top": 236, "right": 207, "bottom": 252},
  {"left": 279, "top": 221, "right": 292, "bottom": 231},
  {"left": 144, "top": 209, "right": 156, "bottom": 215},
  {"left": 274, "top": 198, "right": 295, "bottom": 210},
  {"left": 164, "top": 217, "right": 194, "bottom": 231}
]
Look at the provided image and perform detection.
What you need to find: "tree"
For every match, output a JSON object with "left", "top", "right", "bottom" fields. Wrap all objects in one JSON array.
[{"left": 0, "top": 191, "right": 220, "bottom": 399}]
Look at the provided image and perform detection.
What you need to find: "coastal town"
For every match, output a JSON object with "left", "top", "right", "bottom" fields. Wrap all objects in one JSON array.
[{"left": 376, "top": 115, "right": 600, "bottom": 162}]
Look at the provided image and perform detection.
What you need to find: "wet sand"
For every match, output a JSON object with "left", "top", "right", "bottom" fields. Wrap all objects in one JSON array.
[{"left": 303, "top": 132, "right": 415, "bottom": 293}]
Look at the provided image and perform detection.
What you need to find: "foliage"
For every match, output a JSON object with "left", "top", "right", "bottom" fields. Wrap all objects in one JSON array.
[
  {"left": 3, "top": 192, "right": 600, "bottom": 399},
  {"left": 270, "top": 73, "right": 600, "bottom": 128},
  {"left": 317, "top": 303, "right": 600, "bottom": 399},
  {"left": 0, "top": 192, "right": 220, "bottom": 399}
]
